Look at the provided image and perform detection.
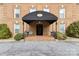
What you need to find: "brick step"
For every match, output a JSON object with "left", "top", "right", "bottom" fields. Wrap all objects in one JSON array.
[{"left": 25, "top": 36, "right": 55, "bottom": 41}]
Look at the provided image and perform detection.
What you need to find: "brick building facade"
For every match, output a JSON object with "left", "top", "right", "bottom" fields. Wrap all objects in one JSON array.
[{"left": 0, "top": 3, "right": 79, "bottom": 37}]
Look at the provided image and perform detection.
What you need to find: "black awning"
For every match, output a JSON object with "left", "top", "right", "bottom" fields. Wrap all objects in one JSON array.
[{"left": 22, "top": 11, "right": 58, "bottom": 24}]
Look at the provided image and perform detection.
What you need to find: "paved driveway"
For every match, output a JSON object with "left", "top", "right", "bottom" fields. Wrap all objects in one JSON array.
[{"left": 0, "top": 41, "right": 79, "bottom": 56}]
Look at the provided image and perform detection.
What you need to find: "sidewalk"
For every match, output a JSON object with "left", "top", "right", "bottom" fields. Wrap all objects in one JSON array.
[
  {"left": 64, "top": 37, "right": 79, "bottom": 42},
  {"left": 0, "top": 39, "right": 15, "bottom": 42}
]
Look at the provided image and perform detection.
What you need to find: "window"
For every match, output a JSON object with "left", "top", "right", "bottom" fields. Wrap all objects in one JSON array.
[
  {"left": 43, "top": 5, "right": 50, "bottom": 12},
  {"left": 29, "top": 5, "right": 36, "bottom": 13},
  {"left": 59, "top": 23, "right": 65, "bottom": 33},
  {"left": 14, "top": 23, "right": 20, "bottom": 33},
  {"left": 59, "top": 5, "right": 65, "bottom": 19},
  {"left": 43, "top": 8, "right": 50, "bottom": 12},
  {"left": 59, "top": 8, "right": 65, "bottom": 18},
  {"left": 30, "top": 8, "right": 36, "bottom": 13},
  {"left": 14, "top": 5, "right": 20, "bottom": 18}
]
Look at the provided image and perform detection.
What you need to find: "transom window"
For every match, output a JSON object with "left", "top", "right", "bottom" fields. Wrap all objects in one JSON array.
[{"left": 37, "top": 14, "right": 43, "bottom": 17}]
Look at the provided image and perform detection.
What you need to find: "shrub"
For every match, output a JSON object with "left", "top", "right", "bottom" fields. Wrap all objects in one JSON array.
[
  {"left": 55, "top": 32, "right": 67, "bottom": 40},
  {"left": 0, "top": 24, "right": 12, "bottom": 39},
  {"left": 66, "top": 21, "right": 79, "bottom": 38},
  {"left": 14, "top": 33, "right": 23, "bottom": 41}
]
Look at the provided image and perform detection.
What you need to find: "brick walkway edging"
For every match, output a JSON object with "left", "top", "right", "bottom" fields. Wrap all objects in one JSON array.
[{"left": 0, "top": 37, "right": 79, "bottom": 42}]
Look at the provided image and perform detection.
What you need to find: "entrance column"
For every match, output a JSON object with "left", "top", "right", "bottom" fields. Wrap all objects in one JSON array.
[
  {"left": 55, "top": 21, "right": 57, "bottom": 39},
  {"left": 23, "top": 21, "right": 25, "bottom": 41}
]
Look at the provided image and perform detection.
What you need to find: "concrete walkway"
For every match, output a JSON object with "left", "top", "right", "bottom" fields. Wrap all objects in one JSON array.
[{"left": 0, "top": 41, "right": 79, "bottom": 56}]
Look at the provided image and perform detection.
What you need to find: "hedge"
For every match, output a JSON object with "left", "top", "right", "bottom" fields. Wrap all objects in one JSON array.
[
  {"left": 66, "top": 21, "right": 79, "bottom": 38},
  {"left": 0, "top": 24, "right": 12, "bottom": 39}
]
